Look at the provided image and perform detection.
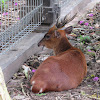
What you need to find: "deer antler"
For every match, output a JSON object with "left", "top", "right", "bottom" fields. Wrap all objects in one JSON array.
[{"left": 56, "top": 13, "right": 77, "bottom": 28}]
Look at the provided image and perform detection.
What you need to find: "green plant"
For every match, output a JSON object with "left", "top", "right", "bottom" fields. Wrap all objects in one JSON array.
[
  {"left": 86, "top": 74, "right": 95, "bottom": 79},
  {"left": 0, "top": 0, "right": 8, "bottom": 12},
  {"left": 78, "top": 35, "right": 91, "bottom": 43},
  {"left": 86, "top": 51, "right": 95, "bottom": 57},
  {"left": 79, "top": 42, "right": 84, "bottom": 52},
  {"left": 1, "top": 0, "right": 8, "bottom": 3}
]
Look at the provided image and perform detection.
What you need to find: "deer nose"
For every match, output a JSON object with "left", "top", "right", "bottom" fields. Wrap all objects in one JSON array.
[
  {"left": 38, "top": 42, "right": 41, "bottom": 47},
  {"left": 38, "top": 40, "right": 43, "bottom": 47},
  {"left": 38, "top": 37, "right": 45, "bottom": 47}
]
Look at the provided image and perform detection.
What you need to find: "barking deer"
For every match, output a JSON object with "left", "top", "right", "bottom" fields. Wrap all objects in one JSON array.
[{"left": 30, "top": 14, "right": 87, "bottom": 93}]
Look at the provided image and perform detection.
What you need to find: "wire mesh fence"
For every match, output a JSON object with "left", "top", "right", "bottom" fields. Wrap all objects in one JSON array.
[
  {"left": 0, "top": 0, "right": 43, "bottom": 54},
  {"left": 0, "top": 0, "right": 83, "bottom": 55}
]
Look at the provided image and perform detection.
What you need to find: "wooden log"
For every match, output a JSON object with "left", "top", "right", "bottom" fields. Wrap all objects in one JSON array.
[{"left": 0, "top": 67, "right": 11, "bottom": 100}]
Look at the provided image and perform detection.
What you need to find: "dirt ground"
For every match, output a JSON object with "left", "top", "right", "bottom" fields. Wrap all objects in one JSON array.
[{"left": 7, "top": 2, "right": 100, "bottom": 100}]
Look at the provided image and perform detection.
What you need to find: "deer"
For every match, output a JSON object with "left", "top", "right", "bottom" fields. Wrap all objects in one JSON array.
[{"left": 30, "top": 14, "right": 87, "bottom": 93}]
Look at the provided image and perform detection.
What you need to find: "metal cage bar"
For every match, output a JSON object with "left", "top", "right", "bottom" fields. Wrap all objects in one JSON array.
[{"left": 0, "top": 0, "right": 43, "bottom": 54}]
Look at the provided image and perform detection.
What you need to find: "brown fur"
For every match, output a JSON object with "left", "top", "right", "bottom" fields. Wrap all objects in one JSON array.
[{"left": 30, "top": 26, "right": 87, "bottom": 93}]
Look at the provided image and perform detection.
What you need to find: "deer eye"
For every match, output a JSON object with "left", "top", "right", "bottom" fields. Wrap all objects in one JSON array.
[{"left": 45, "top": 35, "right": 50, "bottom": 40}]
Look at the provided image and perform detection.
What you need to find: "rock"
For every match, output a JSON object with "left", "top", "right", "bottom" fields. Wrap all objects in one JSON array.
[
  {"left": 95, "top": 81, "right": 99, "bottom": 86},
  {"left": 29, "top": 61, "right": 34, "bottom": 66},
  {"left": 38, "top": 55, "right": 49, "bottom": 61},
  {"left": 94, "top": 23, "right": 99, "bottom": 29},
  {"left": 29, "top": 59, "right": 40, "bottom": 68},
  {"left": 33, "top": 61, "right": 40, "bottom": 68},
  {"left": 87, "top": 61, "right": 91, "bottom": 66},
  {"left": 96, "top": 60, "right": 100, "bottom": 63},
  {"left": 13, "top": 95, "right": 26, "bottom": 100}
]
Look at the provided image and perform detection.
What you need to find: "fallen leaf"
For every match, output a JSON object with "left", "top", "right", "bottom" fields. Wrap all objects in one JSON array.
[
  {"left": 88, "top": 93, "right": 100, "bottom": 99},
  {"left": 22, "top": 64, "right": 31, "bottom": 79},
  {"left": 81, "top": 90, "right": 86, "bottom": 96},
  {"left": 36, "top": 93, "right": 46, "bottom": 96},
  {"left": 90, "top": 74, "right": 95, "bottom": 78},
  {"left": 90, "top": 32, "right": 95, "bottom": 35}
]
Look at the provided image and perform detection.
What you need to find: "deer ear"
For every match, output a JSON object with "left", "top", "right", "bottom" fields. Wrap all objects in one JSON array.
[
  {"left": 54, "top": 30, "right": 61, "bottom": 38},
  {"left": 64, "top": 26, "right": 73, "bottom": 34}
]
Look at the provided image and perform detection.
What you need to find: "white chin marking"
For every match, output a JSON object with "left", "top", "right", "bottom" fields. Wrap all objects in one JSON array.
[{"left": 39, "top": 88, "right": 43, "bottom": 93}]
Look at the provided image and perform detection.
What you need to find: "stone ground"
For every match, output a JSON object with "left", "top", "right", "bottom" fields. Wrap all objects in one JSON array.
[{"left": 7, "top": 2, "right": 100, "bottom": 100}]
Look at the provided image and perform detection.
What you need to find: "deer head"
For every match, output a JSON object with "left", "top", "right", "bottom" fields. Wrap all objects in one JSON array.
[{"left": 38, "top": 13, "right": 77, "bottom": 51}]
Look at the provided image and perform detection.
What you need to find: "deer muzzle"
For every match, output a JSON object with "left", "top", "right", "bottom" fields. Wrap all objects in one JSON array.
[{"left": 38, "top": 38, "right": 44, "bottom": 47}]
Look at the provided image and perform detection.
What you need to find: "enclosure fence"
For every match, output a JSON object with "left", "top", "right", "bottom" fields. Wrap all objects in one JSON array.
[
  {"left": 0, "top": 0, "right": 82, "bottom": 55},
  {"left": 0, "top": 0, "right": 43, "bottom": 54}
]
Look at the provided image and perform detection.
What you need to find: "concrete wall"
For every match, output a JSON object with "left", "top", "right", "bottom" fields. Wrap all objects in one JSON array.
[{"left": 0, "top": 33, "right": 44, "bottom": 83}]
